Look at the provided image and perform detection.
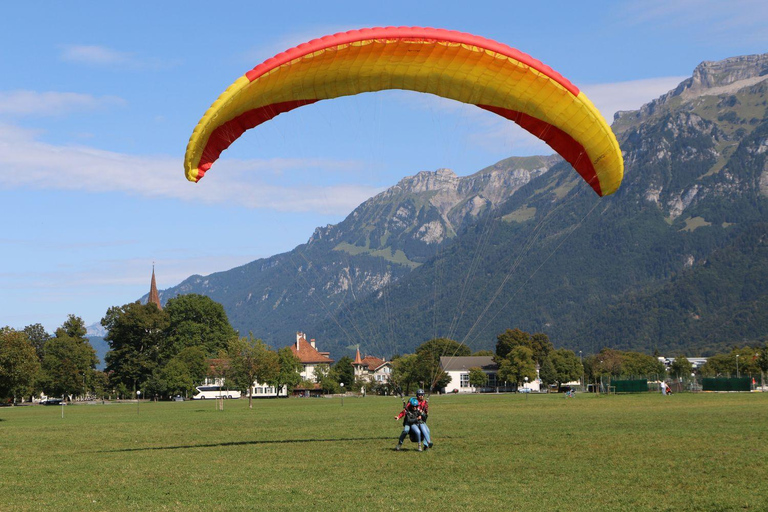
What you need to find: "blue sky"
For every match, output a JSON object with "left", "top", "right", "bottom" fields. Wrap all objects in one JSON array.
[{"left": 2, "top": 1, "right": 767, "bottom": 334}]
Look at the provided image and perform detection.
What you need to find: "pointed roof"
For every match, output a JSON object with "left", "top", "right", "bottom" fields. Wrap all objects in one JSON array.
[
  {"left": 353, "top": 347, "right": 363, "bottom": 365},
  {"left": 148, "top": 265, "right": 162, "bottom": 310},
  {"left": 290, "top": 333, "right": 334, "bottom": 364}
]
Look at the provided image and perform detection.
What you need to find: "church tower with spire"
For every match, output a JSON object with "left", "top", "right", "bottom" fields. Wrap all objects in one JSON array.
[{"left": 148, "top": 265, "right": 162, "bottom": 310}]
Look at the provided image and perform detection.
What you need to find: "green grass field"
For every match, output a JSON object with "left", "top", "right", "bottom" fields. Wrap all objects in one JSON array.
[{"left": 2, "top": 393, "right": 767, "bottom": 511}]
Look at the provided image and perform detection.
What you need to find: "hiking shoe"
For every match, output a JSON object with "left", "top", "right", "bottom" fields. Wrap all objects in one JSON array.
[
  {"left": 422, "top": 443, "right": 428, "bottom": 451},
  {"left": 429, "top": 442, "right": 434, "bottom": 448},
  {"left": 395, "top": 443, "right": 402, "bottom": 451}
]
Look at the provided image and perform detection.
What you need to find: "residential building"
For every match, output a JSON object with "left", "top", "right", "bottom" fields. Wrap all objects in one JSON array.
[
  {"left": 440, "top": 356, "right": 518, "bottom": 393},
  {"left": 289, "top": 331, "right": 334, "bottom": 382},
  {"left": 198, "top": 358, "right": 286, "bottom": 398},
  {"left": 351, "top": 348, "right": 392, "bottom": 387}
]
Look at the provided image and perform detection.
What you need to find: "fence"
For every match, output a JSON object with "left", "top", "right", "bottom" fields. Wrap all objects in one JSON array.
[
  {"left": 611, "top": 379, "right": 649, "bottom": 393},
  {"left": 702, "top": 377, "right": 752, "bottom": 392}
]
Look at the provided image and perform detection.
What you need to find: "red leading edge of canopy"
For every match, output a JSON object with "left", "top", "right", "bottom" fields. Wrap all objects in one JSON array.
[{"left": 243, "top": 27, "right": 581, "bottom": 97}]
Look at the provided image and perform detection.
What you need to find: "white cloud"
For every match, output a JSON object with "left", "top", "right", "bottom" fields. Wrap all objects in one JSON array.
[
  {"left": 0, "top": 124, "right": 379, "bottom": 215},
  {"left": 58, "top": 44, "right": 173, "bottom": 70},
  {"left": 59, "top": 44, "right": 135, "bottom": 65},
  {"left": 0, "top": 90, "right": 125, "bottom": 117},
  {"left": 582, "top": 76, "right": 687, "bottom": 120}
]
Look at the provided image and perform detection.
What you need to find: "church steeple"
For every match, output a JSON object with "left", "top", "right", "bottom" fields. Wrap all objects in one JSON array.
[
  {"left": 353, "top": 347, "right": 362, "bottom": 365},
  {"left": 149, "top": 265, "right": 162, "bottom": 310}
]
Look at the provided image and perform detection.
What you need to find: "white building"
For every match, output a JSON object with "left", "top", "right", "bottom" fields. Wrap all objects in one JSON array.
[
  {"left": 200, "top": 358, "right": 286, "bottom": 398},
  {"left": 289, "top": 331, "right": 335, "bottom": 382},
  {"left": 440, "top": 356, "right": 541, "bottom": 393}
]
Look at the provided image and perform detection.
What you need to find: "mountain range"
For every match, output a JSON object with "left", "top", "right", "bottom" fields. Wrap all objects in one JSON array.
[{"left": 148, "top": 53, "right": 768, "bottom": 360}]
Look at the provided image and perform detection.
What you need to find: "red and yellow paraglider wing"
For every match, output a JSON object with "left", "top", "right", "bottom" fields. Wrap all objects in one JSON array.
[{"left": 185, "top": 27, "right": 623, "bottom": 196}]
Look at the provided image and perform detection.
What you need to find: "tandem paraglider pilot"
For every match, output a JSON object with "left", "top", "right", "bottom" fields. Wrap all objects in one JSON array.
[{"left": 394, "top": 390, "right": 433, "bottom": 452}]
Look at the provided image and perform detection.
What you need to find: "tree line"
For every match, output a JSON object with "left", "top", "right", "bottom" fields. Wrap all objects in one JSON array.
[{"left": 4, "top": 294, "right": 768, "bottom": 403}]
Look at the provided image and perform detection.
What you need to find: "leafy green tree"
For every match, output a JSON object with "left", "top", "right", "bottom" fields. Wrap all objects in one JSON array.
[
  {"left": 102, "top": 302, "right": 169, "bottom": 394},
  {"left": 390, "top": 354, "right": 419, "bottom": 395},
  {"left": 267, "top": 346, "right": 302, "bottom": 396},
  {"left": 472, "top": 350, "right": 494, "bottom": 356},
  {"left": 549, "top": 349, "right": 583, "bottom": 386},
  {"left": 173, "top": 346, "right": 208, "bottom": 386},
  {"left": 700, "top": 347, "right": 760, "bottom": 378},
  {"left": 0, "top": 327, "right": 41, "bottom": 402},
  {"left": 498, "top": 345, "right": 536, "bottom": 387},
  {"left": 621, "top": 351, "right": 665, "bottom": 378},
  {"left": 23, "top": 323, "right": 50, "bottom": 362},
  {"left": 495, "top": 328, "right": 530, "bottom": 361},
  {"left": 468, "top": 367, "right": 488, "bottom": 391},
  {"left": 538, "top": 357, "right": 557, "bottom": 387},
  {"left": 41, "top": 325, "right": 98, "bottom": 399},
  {"left": 57, "top": 314, "right": 88, "bottom": 339},
  {"left": 530, "top": 333, "right": 554, "bottom": 364},
  {"left": 163, "top": 294, "right": 238, "bottom": 359},
  {"left": 228, "top": 336, "right": 280, "bottom": 409},
  {"left": 669, "top": 356, "right": 693, "bottom": 380},
  {"left": 495, "top": 328, "right": 553, "bottom": 364}
]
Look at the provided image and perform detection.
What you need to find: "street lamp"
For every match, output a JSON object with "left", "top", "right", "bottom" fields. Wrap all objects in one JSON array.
[
  {"left": 736, "top": 354, "right": 740, "bottom": 378},
  {"left": 136, "top": 390, "right": 141, "bottom": 415},
  {"left": 579, "top": 350, "right": 583, "bottom": 390},
  {"left": 340, "top": 382, "right": 344, "bottom": 407},
  {"left": 524, "top": 377, "right": 529, "bottom": 400},
  {"left": 691, "top": 372, "right": 696, "bottom": 393}
]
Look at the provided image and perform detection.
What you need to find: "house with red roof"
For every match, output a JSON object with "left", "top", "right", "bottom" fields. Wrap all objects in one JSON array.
[
  {"left": 352, "top": 347, "right": 392, "bottom": 387},
  {"left": 290, "top": 331, "right": 334, "bottom": 382}
]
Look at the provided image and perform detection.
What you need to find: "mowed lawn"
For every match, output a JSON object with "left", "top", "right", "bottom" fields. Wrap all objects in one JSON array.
[{"left": 1, "top": 392, "right": 767, "bottom": 511}]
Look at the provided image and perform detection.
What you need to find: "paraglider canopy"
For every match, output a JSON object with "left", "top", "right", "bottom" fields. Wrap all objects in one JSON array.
[{"left": 185, "top": 27, "right": 623, "bottom": 197}]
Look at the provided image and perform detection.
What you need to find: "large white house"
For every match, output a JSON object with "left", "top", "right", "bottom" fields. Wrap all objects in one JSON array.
[
  {"left": 440, "top": 356, "right": 531, "bottom": 393},
  {"left": 199, "top": 358, "right": 287, "bottom": 398},
  {"left": 290, "top": 331, "right": 335, "bottom": 382}
]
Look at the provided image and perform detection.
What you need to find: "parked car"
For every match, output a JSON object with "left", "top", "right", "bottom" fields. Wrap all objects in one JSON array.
[
  {"left": 41, "top": 398, "right": 65, "bottom": 405},
  {"left": 173, "top": 395, "right": 185, "bottom": 401},
  {"left": 518, "top": 388, "right": 532, "bottom": 393}
]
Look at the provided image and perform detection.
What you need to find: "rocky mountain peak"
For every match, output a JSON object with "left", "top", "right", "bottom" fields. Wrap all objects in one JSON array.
[
  {"left": 392, "top": 168, "right": 460, "bottom": 194},
  {"left": 614, "top": 53, "right": 768, "bottom": 129}
]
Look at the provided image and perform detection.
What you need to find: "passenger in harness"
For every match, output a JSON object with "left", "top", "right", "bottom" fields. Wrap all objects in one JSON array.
[{"left": 414, "top": 389, "right": 433, "bottom": 449}]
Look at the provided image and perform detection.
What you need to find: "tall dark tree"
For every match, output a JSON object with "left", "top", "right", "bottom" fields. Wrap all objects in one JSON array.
[
  {"left": 163, "top": 294, "right": 238, "bottom": 359},
  {"left": 332, "top": 356, "right": 355, "bottom": 387},
  {"left": 23, "top": 323, "right": 50, "bottom": 362},
  {"left": 102, "top": 302, "right": 169, "bottom": 394}
]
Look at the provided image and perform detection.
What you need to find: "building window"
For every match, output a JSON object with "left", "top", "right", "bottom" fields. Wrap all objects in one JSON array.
[
  {"left": 460, "top": 374, "right": 470, "bottom": 387},
  {"left": 487, "top": 373, "right": 497, "bottom": 387}
]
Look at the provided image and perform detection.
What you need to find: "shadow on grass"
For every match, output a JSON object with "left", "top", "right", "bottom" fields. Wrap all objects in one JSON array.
[
  {"left": 99, "top": 436, "right": 458, "bottom": 453},
  {"left": 100, "top": 436, "right": 396, "bottom": 453}
]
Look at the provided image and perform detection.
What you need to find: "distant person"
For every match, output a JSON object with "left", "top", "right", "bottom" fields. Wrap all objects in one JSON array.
[
  {"left": 395, "top": 397, "right": 423, "bottom": 451},
  {"left": 661, "top": 382, "right": 667, "bottom": 395}
]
